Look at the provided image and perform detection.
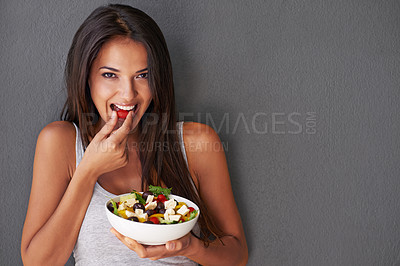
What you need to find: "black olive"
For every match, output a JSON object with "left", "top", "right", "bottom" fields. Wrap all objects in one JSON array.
[
  {"left": 142, "top": 191, "right": 154, "bottom": 201},
  {"left": 158, "top": 208, "right": 166, "bottom": 214},
  {"left": 146, "top": 209, "right": 156, "bottom": 216},
  {"left": 133, "top": 203, "right": 145, "bottom": 211},
  {"left": 107, "top": 202, "right": 114, "bottom": 213},
  {"left": 127, "top": 216, "right": 139, "bottom": 222},
  {"left": 156, "top": 201, "right": 164, "bottom": 210},
  {"left": 144, "top": 221, "right": 154, "bottom": 224}
]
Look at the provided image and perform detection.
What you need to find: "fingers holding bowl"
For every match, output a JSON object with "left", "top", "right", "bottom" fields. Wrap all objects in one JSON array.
[
  {"left": 110, "top": 227, "right": 194, "bottom": 260},
  {"left": 110, "top": 228, "right": 148, "bottom": 258}
]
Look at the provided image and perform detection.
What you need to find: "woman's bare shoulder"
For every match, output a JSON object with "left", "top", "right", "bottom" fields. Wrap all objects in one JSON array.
[
  {"left": 182, "top": 122, "right": 221, "bottom": 146},
  {"left": 38, "top": 121, "right": 76, "bottom": 144},
  {"left": 36, "top": 121, "right": 76, "bottom": 172},
  {"left": 181, "top": 122, "right": 225, "bottom": 173}
]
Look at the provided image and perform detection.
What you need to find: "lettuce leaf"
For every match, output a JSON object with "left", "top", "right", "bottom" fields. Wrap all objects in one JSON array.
[
  {"left": 188, "top": 210, "right": 198, "bottom": 221},
  {"left": 110, "top": 199, "right": 119, "bottom": 216},
  {"left": 159, "top": 218, "right": 179, "bottom": 224},
  {"left": 120, "top": 194, "right": 135, "bottom": 202}
]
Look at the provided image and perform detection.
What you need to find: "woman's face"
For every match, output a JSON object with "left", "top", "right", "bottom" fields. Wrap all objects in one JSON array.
[{"left": 88, "top": 36, "right": 152, "bottom": 133}]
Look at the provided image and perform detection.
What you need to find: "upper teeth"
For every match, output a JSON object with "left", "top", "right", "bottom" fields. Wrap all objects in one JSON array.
[{"left": 115, "top": 104, "right": 136, "bottom": 111}]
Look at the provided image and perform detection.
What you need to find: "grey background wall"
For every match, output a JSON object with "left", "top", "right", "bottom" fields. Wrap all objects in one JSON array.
[{"left": 1, "top": 0, "right": 399, "bottom": 265}]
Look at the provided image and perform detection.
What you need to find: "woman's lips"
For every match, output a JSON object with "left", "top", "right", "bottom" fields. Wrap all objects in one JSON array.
[{"left": 111, "top": 103, "right": 138, "bottom": 119}]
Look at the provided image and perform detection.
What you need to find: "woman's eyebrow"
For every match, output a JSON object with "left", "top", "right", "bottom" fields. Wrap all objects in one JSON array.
[
  {"left": 99, "top": 66, "right": 120, "bottom": 72},
  {"left": 135, "top": 67, "right": 148, "bottom": 73},
  {"left": 98, "top": 66, "right": 148, "bottom": 73}
]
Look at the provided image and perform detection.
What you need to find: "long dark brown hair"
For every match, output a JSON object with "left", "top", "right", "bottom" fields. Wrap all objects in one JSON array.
[{"left": 61, "top": 4, "right": 223, "bottom": 244}]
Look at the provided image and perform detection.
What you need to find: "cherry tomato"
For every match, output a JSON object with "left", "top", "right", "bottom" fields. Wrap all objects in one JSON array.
[
  {"left": 149, "top": 217, "right": 160, "bottom": 224},
  {"left": 157, "top": 194, "right": 167, "bottom": 202},
  {"left": 117, "top": 109, "right": 129, "bottom": 119},
  {"left": 188, "top": 207, "right": 195, "bottom": 213}
]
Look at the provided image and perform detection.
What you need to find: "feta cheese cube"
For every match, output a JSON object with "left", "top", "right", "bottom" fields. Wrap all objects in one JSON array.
[
  {"left": 177, "top": 205, "right": 190, "bottom": 216},
  {"left": 138, "top": 213, "right": 148, "bottom": 221},
  {"left": 135, "top": 209, "right": 144, "bottom": 215},
  {"left": 164, "top": 199, "right": 176, "bottom": 210},
  {"left": 145, "top": 201, "right": 157, "bottom": 211},
  {"left": 146, "top": 195, "right": 154, "bottom": 204},
  {"left": 168, "top": 215, "right": 181, "bottom": 222},
  {"left": 164, "top": 208, "right": 176, "bottom": 221},
  {"left": 118, "top": 202, "right": 126, "bottom": 211},
  {"left": 165, "top": 208, "right": 175, "bottom": 215},
  {"left": 125, "top": 198, "right": 138, "bottom": 207},
  {"left": 125, "top": 210, "right": 135, "bottom": 218}
]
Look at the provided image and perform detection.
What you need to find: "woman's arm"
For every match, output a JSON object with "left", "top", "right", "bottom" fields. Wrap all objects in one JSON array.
[
  {"left": 111, "top": 122, "right": 248, "bottom": 265},
  {"left": 21, "top": 111, "right": 133, "bottom": 265},
  {"left": 182, "top": 122, "right": 248, "bottom": 265},
  {"left": 21, "top": 121, "right": 97, "bottom": 265}
]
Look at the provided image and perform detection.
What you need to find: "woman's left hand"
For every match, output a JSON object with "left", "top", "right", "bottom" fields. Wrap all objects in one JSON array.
[{"left": 110, "top": 228, "right": 194, "bottom": 260}]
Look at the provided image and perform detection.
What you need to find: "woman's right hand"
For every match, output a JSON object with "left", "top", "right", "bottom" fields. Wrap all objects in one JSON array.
[
  {"left": 21, "top": 112, "right": 135, "bottom": 265},
  {"left": 80, "top": 110, "right": 134, "bottom": 178}
]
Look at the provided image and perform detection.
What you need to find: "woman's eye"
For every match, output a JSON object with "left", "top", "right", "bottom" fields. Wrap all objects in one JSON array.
[
  {"left": 137, "top": 73, "right": 148, "bottom": 79},
  {"left": 102, "top": 73, "right": 116, "bottom": 78}
]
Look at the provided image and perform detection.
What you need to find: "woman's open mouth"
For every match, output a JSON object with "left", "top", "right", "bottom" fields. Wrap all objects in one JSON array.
[{"left": 111, "top": 103, "right": 138, "bottom": 119}]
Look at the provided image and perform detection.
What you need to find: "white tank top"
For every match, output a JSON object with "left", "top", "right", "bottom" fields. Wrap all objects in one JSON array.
[{"left": 72, "top": 122, "right": 198, "bottom": 265}]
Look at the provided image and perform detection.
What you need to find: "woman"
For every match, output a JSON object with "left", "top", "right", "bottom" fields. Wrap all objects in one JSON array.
[{"left": 21, "top": 4, "right": 247, "bottom": 265}]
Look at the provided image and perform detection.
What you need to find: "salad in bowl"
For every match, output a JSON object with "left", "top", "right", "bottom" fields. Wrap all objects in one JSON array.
[{"left": 105, "top": 185, "right": 200, "bottom": 245}]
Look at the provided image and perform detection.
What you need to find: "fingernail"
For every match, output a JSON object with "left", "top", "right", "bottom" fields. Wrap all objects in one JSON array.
[
  {"left": 111, "top": 111, "right": 116, "bottom": 118},
  {"left": 167, "top": 242, "right": 175, "bottom": 250}
]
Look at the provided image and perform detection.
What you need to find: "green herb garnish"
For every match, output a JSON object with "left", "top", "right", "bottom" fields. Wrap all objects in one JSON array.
[
  {"left": 148, "top": 185, "right": 172, "bottom": 198},
  {"left": 130, "top": 190, "right": 146, "bottom": 205}
]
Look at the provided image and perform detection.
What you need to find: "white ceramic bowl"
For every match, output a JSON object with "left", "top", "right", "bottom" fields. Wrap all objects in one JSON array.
[{"left": 105, "top": 193, "right": 200, "bottom": 245}]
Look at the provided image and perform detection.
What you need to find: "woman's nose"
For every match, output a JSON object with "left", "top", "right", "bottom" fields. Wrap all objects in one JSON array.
[{"left": 119, "top": 80, "right": 137, "bottom": 100}]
